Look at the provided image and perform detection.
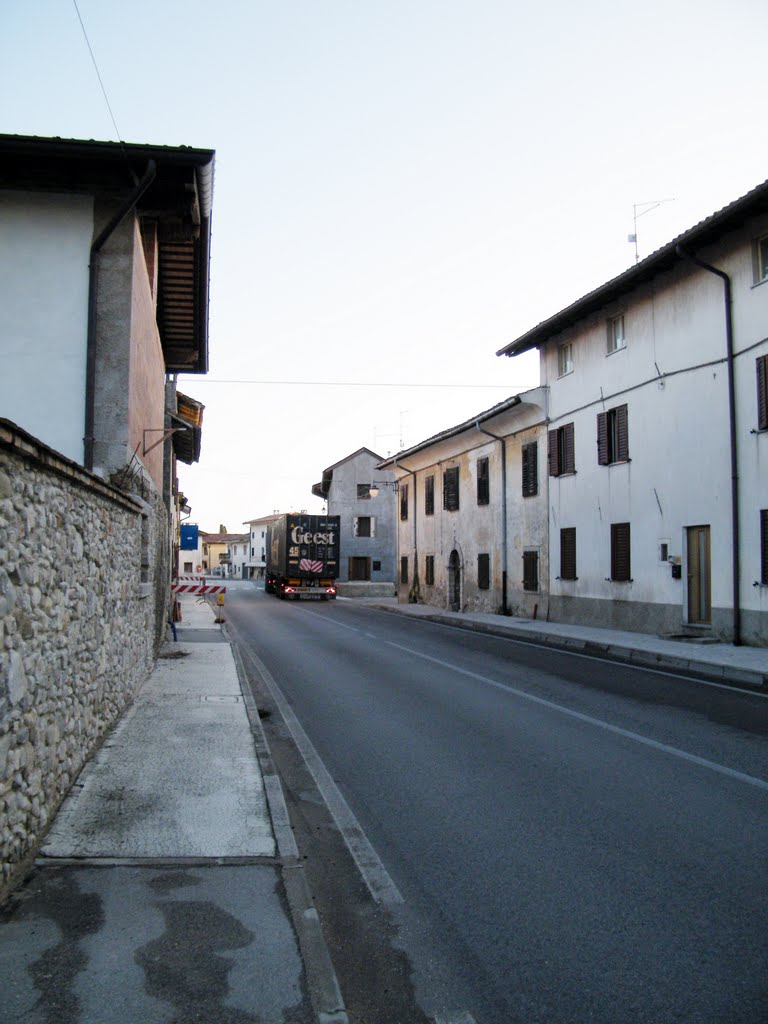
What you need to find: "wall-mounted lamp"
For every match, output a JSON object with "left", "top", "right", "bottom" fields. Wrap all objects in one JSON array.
[{"left": 368, "top": 480, "right": 398, "bottom": 497}]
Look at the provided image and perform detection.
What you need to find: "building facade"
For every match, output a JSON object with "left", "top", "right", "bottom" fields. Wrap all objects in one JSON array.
[
  {"left": 498, "top": 180, "right": 768, "bottom": 645},
  {"left": 243, "top": 515, "right": 281, "bottom": 579},
  {"left": 379, "top": 391, "right": 548, "bottom": 615},
  {"left": 312, "top": 448, "right": 397, "bottom": 594}
]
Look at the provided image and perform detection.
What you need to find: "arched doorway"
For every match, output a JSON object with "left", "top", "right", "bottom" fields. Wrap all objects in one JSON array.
[{"left": 448, "top": 549, "right": 461, "bottom": 612}]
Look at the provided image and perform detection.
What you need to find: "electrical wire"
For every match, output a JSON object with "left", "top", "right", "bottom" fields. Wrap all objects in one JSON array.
[
  {"left": 178, "top": 378, "right": 537, "bottom": 390},
  {"left": 72, "top": 0, "right": 127, "bottom": 154}
]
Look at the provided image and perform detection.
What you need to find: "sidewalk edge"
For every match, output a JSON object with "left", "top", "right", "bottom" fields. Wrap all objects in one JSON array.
[{"left": 229, "top": 639, "right": 350, "bottom": 1024}]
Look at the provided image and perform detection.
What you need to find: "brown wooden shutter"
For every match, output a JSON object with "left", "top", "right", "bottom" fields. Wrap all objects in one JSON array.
[
  {"left": 560, "top": 527, "right": 576, "bottom": 579},
  {"left": 758, "top": 355, "right": 768, "bottom": 430},
  {"left": 523, "top": 550, "right": 539, "bottom": 591},
  {"left": 425, "top": 475, "right": 435, "bottom": 515},
  {"left": 563, "top": 423, "right": 575, "bottom": 473},
  {"left": 443, "top": 467, "right": 460, "bottom": 510},
  {"left": 522, "top": 442, "right": 538, "bottom": 496},
  {"left": 761, "top": 509, "right": 768, "bottom": 585},
  {"left": 597, "top": 412, "right": 608, "bottom": 465},
  {"left": 400, "top": 483, "right": 409, "bottom": 521},
  {"left": 611, "top": 523, "right": 631, "bottom": 581},
  {"left": 548, "top": 430, "right": 558, "bottom": 476},
  {"left": 477, "top": 553, "right": 490, "bottom": 590},
  {"left": 477, "top": 457, "right": 490, "bottom": 505},
  {"left": 617, "top": 405, "right": 629, "bottom": 461}
]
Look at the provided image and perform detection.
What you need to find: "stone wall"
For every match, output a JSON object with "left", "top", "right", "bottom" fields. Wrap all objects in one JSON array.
[{"left": 0, "top": 421, "right": 162, "bottom": 898}]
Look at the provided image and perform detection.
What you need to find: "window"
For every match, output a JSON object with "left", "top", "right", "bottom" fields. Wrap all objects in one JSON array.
[
  {"left": 354, "top": 516, "right": 374, "bottom": 538},
  {"left": 761, "top": 510, "right": 768, "bottom": 585},
  {"left": 607, "top": 314, "right": 626, "bottom": 353},
  {"left": 425, "top": 474, "right": 435, "bottom": 516},
  {"left": 522, "top": 441, "right": 538, "bottom": 497},
  {"left": 477, "top": 457, "right": 489, "bottom": 505},
  {"left": 425, "top": 555, "right": 435, "bottom": 586},
  {"left": 597, "top": 404, "right": 629, "bottom": 464},
  {"left": 757, "top": 354, "right": 768, "bottom": 430},
  {"left": 400, "top": 556, "right": 409, "bottom": 584},
  {"left": 183, "top": 561, "right": 193, "bottom": 573},
  {"left": 251, "top": 547, "right": 255, "bottom": 557},
  {"left": 372, "top": 560, "right": 381, "bottom": 572},
  {"left": 523, "top": 551, "right": 539, "bottom": 592},
  {"left": 557, "top": 343, "right": 573, "bottom": 377},
  {"left": 611, "top": 523, "right": 631, "bottom": 581},
  {"left": 357, "top": 484, "right": 371, "bottom": 500},
  {"left": 478, "top": 553, "right": 490, "bottom": 590},
  {"left": 443, "top": 467, "right": 460, "bottom": 511},
  {"left": 400, "top": 483, "right": 409, "bottom": 521},
  {"left": 560, "top": 528, "right": 577, "bottom": 580},
  {"left": 659, "top": 542, "right": 669, "bottom": 563},
  {"left": 548, "top": 423, "right": 575, "bottom": 476},
  {"left": 753, "top": 234, "right": 768, "bottom": 285}
]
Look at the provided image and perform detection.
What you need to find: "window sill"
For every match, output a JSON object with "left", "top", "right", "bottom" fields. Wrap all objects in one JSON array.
[
  {"left": 605, "top": 577, "right": 633, "bottom": 584},
  {"left": 750, "top": 276, "right": 768, "bottom": 290},
  {"left": 555, "top": 576, "right": 578, "bottom": 581},
  {"left": 552, "top": 471, "right": 577, "bottom": 478},
  {"left": 603, "top": 458, "right": 632, "bottom": 467},
  {"left": 606, "top": 345, "right": 626, "bottom": 356}
]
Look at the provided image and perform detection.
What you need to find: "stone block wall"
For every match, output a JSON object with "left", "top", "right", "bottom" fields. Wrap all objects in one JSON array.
[{"left": 0, "top": 422, "right": 162, "bottom": 898}]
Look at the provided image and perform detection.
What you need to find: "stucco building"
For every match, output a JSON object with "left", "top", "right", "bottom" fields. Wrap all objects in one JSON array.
[{"left": 498, "top": 178, "right": 768, "bottom": 645}]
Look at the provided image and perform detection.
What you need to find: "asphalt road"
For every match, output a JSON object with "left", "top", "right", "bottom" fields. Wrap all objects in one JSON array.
[{"left": 224, "top": 583, "right": 768, "bottom": 1024}]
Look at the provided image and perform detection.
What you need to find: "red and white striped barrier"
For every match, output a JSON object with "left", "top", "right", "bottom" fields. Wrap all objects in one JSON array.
[
  {"left": 171, "top": 583, "right": 227, "bottom": 595},
  {"left": 177, "top": 575, "right": 206, "bottom": 581}
]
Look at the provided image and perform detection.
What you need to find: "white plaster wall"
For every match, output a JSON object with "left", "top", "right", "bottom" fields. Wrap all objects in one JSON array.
[
  {"left": 542, "top": 223, "right": 768, "bottom": 636},
  {"left": 0, "top": 191, "right": 93, "bottom": 463}
]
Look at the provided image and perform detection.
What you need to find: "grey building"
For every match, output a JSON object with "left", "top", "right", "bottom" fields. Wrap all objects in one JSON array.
[{"left": 312, "top": 447, "right": 396, "bottom": 595}]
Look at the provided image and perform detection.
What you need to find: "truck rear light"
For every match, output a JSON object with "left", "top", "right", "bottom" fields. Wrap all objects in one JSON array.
[
  {"left": 285, "top": 587, "right": 296, "bottom": 594},
  {"left": 326, "top": 587, "right": 336, "bottom": 594}
]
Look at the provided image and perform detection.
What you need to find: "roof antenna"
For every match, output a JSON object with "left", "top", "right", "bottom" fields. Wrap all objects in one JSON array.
[{"left": 628, "top": 198, "right": 675, "bottom": 263}]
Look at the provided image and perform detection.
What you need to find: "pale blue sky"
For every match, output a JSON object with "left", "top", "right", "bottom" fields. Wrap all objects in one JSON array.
[{"left": 3, "top": 0, "right": 767, "bottom": 529}]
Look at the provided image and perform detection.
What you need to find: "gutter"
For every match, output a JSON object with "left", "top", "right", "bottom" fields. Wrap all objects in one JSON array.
[
  {"left": 675, "top": 244, "right": 741, "bottom": 645},
  {"left": 84, "top": 160, "right": 157, "bottom": 472},
  {"left": 475, "top": 421, "right": 509, "bottom": 615}
]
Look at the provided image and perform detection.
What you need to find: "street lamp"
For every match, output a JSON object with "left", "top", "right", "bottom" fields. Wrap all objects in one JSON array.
[{"left": 368, "top": 480, "right": 398, "bottom": 498}]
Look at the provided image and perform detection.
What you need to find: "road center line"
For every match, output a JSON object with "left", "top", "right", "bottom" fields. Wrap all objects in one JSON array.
[{"left": 384, "top": 641, "right": 768, "bottom": 792}]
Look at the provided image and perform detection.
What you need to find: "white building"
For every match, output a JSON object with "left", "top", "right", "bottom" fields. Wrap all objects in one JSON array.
[
  {"left": 498, "top": 179, "right": 768, "bottom": 645},
  {"left": 243, "top": 515, "right": 281, "bottom": 579},
  {"left": 379, "top": 391, "right": 548, "bottom": 614}
]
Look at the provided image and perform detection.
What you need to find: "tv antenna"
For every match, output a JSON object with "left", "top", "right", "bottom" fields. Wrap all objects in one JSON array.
[{"left": 628, "top": 198, "right": 675, "bottom": 264}]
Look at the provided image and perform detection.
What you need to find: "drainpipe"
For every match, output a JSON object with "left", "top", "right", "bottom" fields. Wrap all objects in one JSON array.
[
  {"left": 476, "top": 422, "right": 508, "bottom": 615},
  {"left": 393, "top": 457, "right": 419, "bottom": 602},
  {"left": 675, "top": 244, "right": 740, "bottom": 645},
  {"left": 84, "top": 160, "right": 157, "bottom": 472}
]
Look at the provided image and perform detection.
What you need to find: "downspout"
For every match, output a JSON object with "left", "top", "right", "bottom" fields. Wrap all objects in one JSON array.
[
  {"left": 675, "top": 244, "right": 740, "bottom": 644},
  {"left": 476, "top": 422, "right": 508, "bottom": 615},
  {"left": 84, "top": 160, "right": 157, "bottom": 472},
  {"left": 393, "top": 457, "right": 419, "bottom": 602}
]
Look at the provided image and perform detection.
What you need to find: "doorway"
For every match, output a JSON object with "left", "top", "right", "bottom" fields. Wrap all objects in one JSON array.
[
  {"left": 686, "top": 525, "right": 711, "bottom": 624},
  {"left": 448, "top": 550, "right": 461, "bottom": 611}
]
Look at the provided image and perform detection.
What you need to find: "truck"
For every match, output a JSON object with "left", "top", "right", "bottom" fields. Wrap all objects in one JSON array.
[{"left": 265, "top": 513, "right": 340, "bottom": 600}]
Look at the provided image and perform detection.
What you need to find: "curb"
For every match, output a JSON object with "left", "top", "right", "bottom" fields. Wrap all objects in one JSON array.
[
  {"left": 367, "top": 604, "right": 768, "bottom": 693},
  {"left": 229, "top": 639, "right": 349, "bottom": 1024}
]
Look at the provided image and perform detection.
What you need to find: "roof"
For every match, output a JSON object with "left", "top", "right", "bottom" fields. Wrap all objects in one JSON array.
[
  {"left": 497, "top": 177, "right": 768, "bottom": 358},
  {"left": 200, "top": 532, "right": 245, "bottom": 544},
  {"left": 0, "top": 133, "right": 215, "bottom": 373},
  {"left": 377, "top": 391, "right": 543, "bottom": 468},
  {"left": 171, "top": 391, "right": 204, "bottom": 464},
  {"left": 243, "top": 514, "right": 282, "bottom": 526},
  {"left": 312, "top": 447, "right": 385, "bottom": 499}
]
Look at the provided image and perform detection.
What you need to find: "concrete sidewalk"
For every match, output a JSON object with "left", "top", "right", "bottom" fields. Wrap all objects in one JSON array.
[
  {"left": 0, "top": 593, "right": 347, "bottom": 1024},
  {"left": 343, "top": 597, "right": 768, "bottom": 691}
]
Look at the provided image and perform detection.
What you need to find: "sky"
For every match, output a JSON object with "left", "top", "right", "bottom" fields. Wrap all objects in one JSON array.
[{"left": 3, "top": 0, "right": 767, "bottom": 533}]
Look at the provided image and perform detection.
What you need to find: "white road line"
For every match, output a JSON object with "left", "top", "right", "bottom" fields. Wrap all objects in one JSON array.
[
  {"left": 385, "top": 640, "right": 768, "bottom": 792},
  {"left": 301, "top": 608, "right": 367, "bottom": 635},
  {"left": 240, "top": 639, "right": 404, "bottom": 905},
  {"left": 433, "top": 1013, "right": 477, "bottom": 1024}
]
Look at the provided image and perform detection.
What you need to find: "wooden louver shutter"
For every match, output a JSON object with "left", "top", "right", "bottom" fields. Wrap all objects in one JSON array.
[
  {"left": 758, "top": 355, "right": 768, "bottom": 430},
  {"left": 425, "top": 475, "right": 434, "bottom": 515},
  {"left": 400, "top": 483, "right": 409, "bottom": 521},
  {"left": 616, "top": 405, "right": 629, "bottom": 461},
  {"left": 523, "top": 550, "right": 539, "bottom": 591},
  {"left": 597, "top": 412, "right": 609, "bottom": 465},
  {"left": 563, "top": 423, "right": 575, "bottom": 473},
  {"left": 761, "top": 509, "right": 768, "bottom": 585},
  {"left": 611, "top": 523, "right": 631, "bottom": 581},
  {"left": 548, "top": 430, "right": 558, "bottom": 476},
  {"left": 522, "top": 443, "right": 538, "bottom": 496},
  {"left": 443, "top": 467, "right": 459, "bottom": 510},
  {"left": 560, "top": 527, "right": 576, "bottom": 580}
]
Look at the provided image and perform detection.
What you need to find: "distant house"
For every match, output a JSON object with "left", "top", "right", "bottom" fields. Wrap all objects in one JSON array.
[
  {"left": 243, "top": 514, "right": 281, "bottom": 579},
  {"left": 498, "top": 179, "right": 768, "bottom": 645},
  {"left": 379, "top": 391, "right": 548, "bottom": 614},
  {"left": 225, "top": 534, "right": 251, "bottom": 578},
  {"left": 312, "top": 448, "right": 397, "bottom": 594}
]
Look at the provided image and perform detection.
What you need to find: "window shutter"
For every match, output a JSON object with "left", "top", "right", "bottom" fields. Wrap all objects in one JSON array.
[
  {"left": 560, "top": 527, "right": 576, "bottom": 580},
  {"left": 761, "top": 509, "right": 768, "bottom": 585},
  {"left": 616, "top": 405, "right": 629, "bottom": 461},
  {"left": 548, "top": 430, "right": 558, "bottom": 476},
  {"left": 400, "top": 483, "right": 409, "bottom": 521},
  {"left": 563, "top": 423, "right": 575, "bottom": 473},
  {"left": 425, "top": 475, "right": 435, "bottom": 515},
  {"left": 477, "top": 553, "right": 490, "bottom": 590},
  {"left": 611, "top": 523, "right": 631, "bottom": 581},
  {"left": 477, "top": 457, "right": 490, "bottom": 505},
  {"left": 443, "top": 467, "right": 459, "bottom": 511},
  {"left": 597, "top": 412, "right": 608, "bottom": 465},
  {"left": 758, "top": 355, "right": 768, "bottom": 430},
  {"left": 522, "top": 442, "right": 538, "bottom": 496},
  {"left": 523, "top": 551, "right": 539, "bottom": 591}
]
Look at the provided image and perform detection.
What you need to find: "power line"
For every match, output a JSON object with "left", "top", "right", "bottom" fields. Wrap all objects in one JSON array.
[{"left": 72, "top": 0, "right": 125, "bottom": 149}]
